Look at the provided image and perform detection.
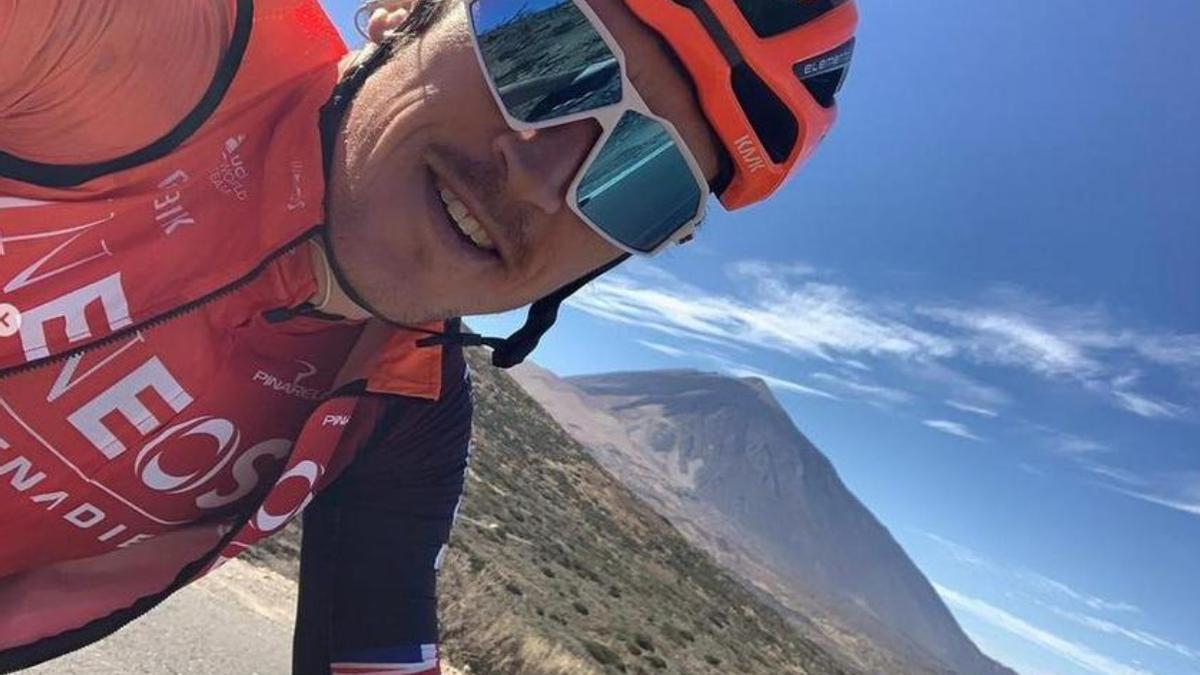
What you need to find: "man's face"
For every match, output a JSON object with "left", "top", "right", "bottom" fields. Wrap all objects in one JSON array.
[{"left": 326, "top": 0, "right": 722, "bottom": 324}]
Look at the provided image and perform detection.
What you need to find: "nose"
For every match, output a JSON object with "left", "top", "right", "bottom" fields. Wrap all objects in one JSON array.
[{"left": 492, "top": 120, "right": 601, "bottom": 215}]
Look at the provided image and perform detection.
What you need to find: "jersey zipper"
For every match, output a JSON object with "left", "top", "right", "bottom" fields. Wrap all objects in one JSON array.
[
  {"left": 0, "top": 226, "right": 322, "bottom": 383},
  {"left": 0, "top": 375, "right": 371, "bottom": 673},
  {"left": 0, "top": 262, "right": 374, "bottom": 671},
  {"left": 0, "top": 228, "right": 321, "bottom": 670}
]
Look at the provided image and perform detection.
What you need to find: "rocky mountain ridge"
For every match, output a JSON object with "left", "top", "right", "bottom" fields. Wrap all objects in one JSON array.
[{"left": 511, "top": 363, "right": 1014, "bottom": 675}]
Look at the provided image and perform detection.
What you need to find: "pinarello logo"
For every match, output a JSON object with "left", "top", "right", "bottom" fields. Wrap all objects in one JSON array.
[{"left": 251, "top": 360, "right": 327, "bottom": 401}]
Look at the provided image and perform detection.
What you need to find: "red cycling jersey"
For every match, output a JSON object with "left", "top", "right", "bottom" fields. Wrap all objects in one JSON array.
[
  {"left": 0, "top": 3, "right": 458, "bottom": 673},
  {"left": 0, "top": 0, "right": 360, "bottom": 579}
]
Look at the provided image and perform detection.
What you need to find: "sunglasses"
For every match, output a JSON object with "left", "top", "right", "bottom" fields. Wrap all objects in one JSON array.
[{"left": 466, "top": 0, "right": 710, "bottom": 255}]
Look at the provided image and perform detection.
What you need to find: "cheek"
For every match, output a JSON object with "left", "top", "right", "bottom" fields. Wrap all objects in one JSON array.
[{"left": 535, "top": 211, "right": 622, "bottom": 288}]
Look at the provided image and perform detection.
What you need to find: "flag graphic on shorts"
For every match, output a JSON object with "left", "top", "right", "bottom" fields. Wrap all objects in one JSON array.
[{"left": 331, "top": 643, "right": 439, "bottom": 674}]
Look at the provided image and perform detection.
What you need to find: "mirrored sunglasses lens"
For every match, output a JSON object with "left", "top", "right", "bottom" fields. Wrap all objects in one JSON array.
[
  {"left": 577, "top": 111, "right": 703, "bottom": 253},
  {"left": 471, "top": 0, "right": 622, "bottom": 123}
]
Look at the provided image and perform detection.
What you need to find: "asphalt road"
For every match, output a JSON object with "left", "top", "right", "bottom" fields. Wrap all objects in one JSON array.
[
  {"left": 21, "top": 559, "right": 469, "bottom": 675},
  {"left": 24, "top": 559, "right": 297, "bottom": 675}
]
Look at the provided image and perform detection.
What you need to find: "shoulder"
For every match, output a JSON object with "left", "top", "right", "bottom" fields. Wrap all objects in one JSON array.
[
  {"left": 0, "top": 0, "right": 236, "bottom": 164},
  {"left": 375, "top": 341, "right": 473, "bottom": 449},
  {"left": 330, "top": 342, "right": 472, "bottom": 496}
]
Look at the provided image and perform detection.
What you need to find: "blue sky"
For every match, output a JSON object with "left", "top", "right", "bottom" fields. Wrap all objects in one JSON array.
[{"left": 322, "top": 2, "right": 1199, "bottom": 673}]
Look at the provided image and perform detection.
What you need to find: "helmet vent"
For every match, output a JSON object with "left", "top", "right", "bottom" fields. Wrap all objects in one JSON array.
[
  {"left": 733, "top": 0, "right": 847, "bottom": 38},
  {"left": 730, "top": 63, "right": 798, "bottom": 163}
]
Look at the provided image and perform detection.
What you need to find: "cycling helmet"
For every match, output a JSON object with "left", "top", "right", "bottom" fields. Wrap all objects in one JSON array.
[{"left": 625, "top": 0, "right": 858, "bottom": 209}]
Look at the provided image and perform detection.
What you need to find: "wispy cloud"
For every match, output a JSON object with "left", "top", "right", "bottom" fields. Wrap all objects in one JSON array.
[
  {"left": 725, "top": 259, "right": 817, "bottom": 279},
  {"left": 923, "top": 533, "right": 1139, "bottom": 614},
  {"left": 905, "top": 360, "right": 1012, "bottom": 408},
  {"left": 1081, "top": 463, "right": 1146, "bottom": 487},
  {"left": 1030, "top": 432, "right": 1200, "bottom": 521},
  {"left": 1046, "top": 606, "right": 1200, "bottom": 662},
  {"left": 923, "top": 419, "right": 984, "bottom": 441},
  {"left": 1094, "top": 471, "right": 1200, "bottom": 520},
  {"left": 722, "top": 366, "right": 840, "bottom": 401},
  {"left": 1111, "top": 487, "right": 1200, "bottom": 518},
  {"left": 920, "top": 293, "right": 1195, "bottom": 419},
  {"left": 1131, "top": 333, "right": 1200, "bottom": 370},
  {"left": 637, "top": 340, "right": 688, "bottom": 359},
  {"left": 920, "top": 306, "right": 1100, "bottom": 377},
  {"left": 1110, "top": 387, "right": 1188, "bottom": 420},
  {"left": 1042, "top": 432, "right": 1109, "bottom": 457},
  {"left": 945, "top": 400, "right": 1000, "bottom": 417},
  {"left": 1018, "top": 571, "right": 1140, "bottom": 614},
  {"left": 569, "top": 262, "right": 1196, "bottom": 422},
  {"left": 571, "top": 264, "right": 955, "bottom": 365},
  {"left": 935, "top": 584, "right": 1152, "bottom": 675},
  {"left": 811, "top": 371, "right": 913, "bottom": 406},
  {"left": 923, "top": 532, "right": 991, "bottom": 568},
  {"left": 650, "top": 347, "right": 843, "bottom": 402}
]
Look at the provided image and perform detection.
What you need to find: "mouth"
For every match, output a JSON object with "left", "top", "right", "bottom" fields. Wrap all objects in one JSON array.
[
  {"left": 427, "top": 165, "right": 501, "bottom": 263},
  {"left": 435, "top": 177, "right": 497, "bottom": 252}
]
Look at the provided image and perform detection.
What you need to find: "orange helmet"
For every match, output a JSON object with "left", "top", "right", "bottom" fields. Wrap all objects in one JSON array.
[{"left": 623, "top": 0, "right": 858, "bottom": 209}]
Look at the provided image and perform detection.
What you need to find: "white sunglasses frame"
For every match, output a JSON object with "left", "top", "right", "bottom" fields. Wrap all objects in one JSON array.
[{"left": 464, "top": 0, "right": 710, "bottom": 255}]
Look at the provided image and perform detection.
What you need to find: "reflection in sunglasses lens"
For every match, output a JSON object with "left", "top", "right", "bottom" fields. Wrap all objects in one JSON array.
[
  {"left": 472, "top": 0, "right": 622, "bottom": 122},
  {"left": 578, "top": 111, "right": 701, "bottom": 252}
]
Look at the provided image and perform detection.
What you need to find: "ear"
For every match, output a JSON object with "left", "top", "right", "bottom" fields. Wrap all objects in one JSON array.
[{"left": 364, "top": 0, "right": 420, "bottom": 43}]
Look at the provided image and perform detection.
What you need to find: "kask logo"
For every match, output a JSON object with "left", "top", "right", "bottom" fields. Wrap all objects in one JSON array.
[{"left": 733, "top": 134, "right": 767, "bottom": 173}]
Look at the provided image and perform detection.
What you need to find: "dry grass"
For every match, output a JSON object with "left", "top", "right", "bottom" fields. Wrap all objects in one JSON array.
[
  {"left": 433, "top": 350, "right": 853, "bottom": 675},
  {"left": 248, "top": 348, "right": 854, "bottom": 675}
]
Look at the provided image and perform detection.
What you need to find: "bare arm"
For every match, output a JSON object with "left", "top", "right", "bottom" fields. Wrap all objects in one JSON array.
[{"left": 0, "top": 0, "right": 234, "bottom": 165}]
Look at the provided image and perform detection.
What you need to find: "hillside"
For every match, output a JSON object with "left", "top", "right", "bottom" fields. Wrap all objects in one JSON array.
[
  {"left": 511, "top": 363, "right": 1014, "bottom": 675},
  {"left": 247, "top": 349, "right": 853, "bottom": 674}
]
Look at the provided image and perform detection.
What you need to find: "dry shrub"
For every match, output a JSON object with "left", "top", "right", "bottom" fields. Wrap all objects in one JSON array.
[{"left": 469, "top": 613, "right": 604, "bottom": 675}]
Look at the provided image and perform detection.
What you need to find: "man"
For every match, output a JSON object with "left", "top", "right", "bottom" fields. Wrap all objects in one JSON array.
[{"left": 0, "top": 0, "right": 856, "bottom": 672}]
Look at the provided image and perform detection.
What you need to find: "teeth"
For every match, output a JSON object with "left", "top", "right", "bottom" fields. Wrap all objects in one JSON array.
[
  {"left": 460, "top": 216, "right": 494, "bottom": 248},
  {"left": 438, "top": 182, "right": 495, "bottom": 251}
]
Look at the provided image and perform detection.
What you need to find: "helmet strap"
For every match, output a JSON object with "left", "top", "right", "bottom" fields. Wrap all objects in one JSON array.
[{"left": 417, "top": 254, "right": 630, "bottom": 367}]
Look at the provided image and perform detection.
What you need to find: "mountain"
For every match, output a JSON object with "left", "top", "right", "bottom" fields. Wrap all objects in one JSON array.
[
  {"left": 510, "top": 363, "right": 1015, "bottom": 675},
  {"left": 248, "top": 349, "right": 854, "bottom": 674}
]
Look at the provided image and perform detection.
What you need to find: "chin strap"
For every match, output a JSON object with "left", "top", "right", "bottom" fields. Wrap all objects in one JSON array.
[{"left": 417, "top": 254, "right": 629, "bottom": 368}]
